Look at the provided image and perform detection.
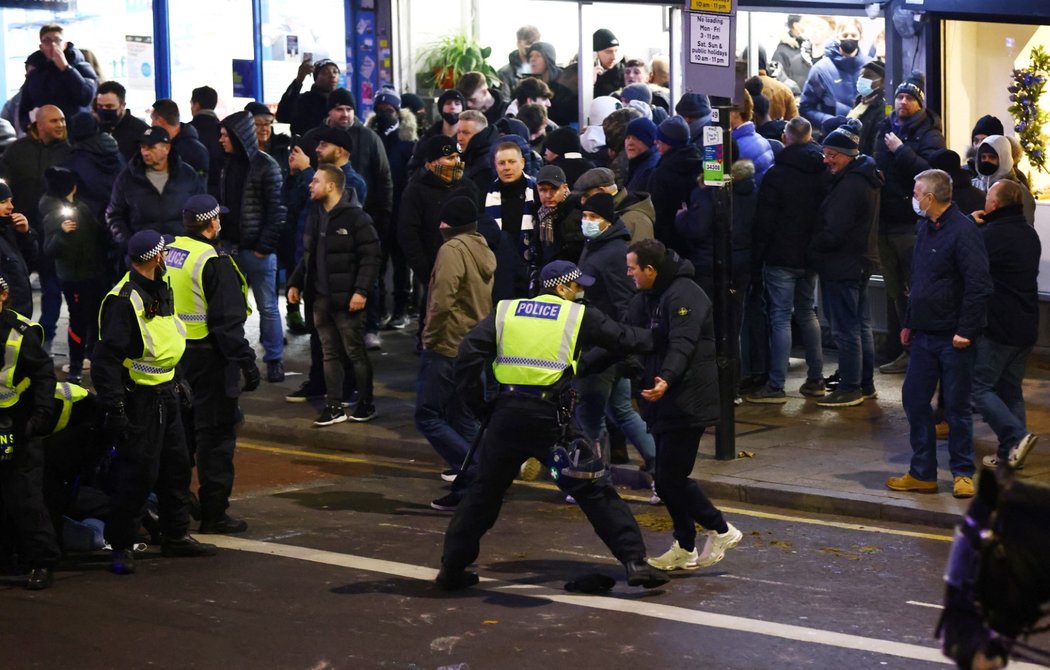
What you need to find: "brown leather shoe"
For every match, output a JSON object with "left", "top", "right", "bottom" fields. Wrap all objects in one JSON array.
[
  {"left": 953, "top": 476, "right": 975, "bottom": 499},
  {"left": 886, "top": 472, "right": 938, "bottom": 493},
  {"left": 935, "top": 421, "right": 949, "bottom": 440}
]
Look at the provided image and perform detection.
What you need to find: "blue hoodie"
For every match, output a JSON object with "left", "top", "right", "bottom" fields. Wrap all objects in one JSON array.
[{"left": 799, "top": 41, "right": 871, "bottom": 128}]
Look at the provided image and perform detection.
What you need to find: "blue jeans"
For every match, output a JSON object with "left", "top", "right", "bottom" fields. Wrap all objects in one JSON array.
[
  {"left": 764, "top": 265, "right": 823, "bottom": 389},
  {"left": 575, "top": 367, "right": 617, "bottom": 442},
  {"left": 38, "top": 258, "right": 62, "bottom": 341},
  {"left": 972, "top": 336, "right": 1031, "bottom": 459},
  {"left": 820, "top": 278, "right": 874, "bottom": 392},
  {"left": 902, "top": 331, "right": 977, "bottom": 480},
  {"left": 606, "top": 376, "right": 655, "bottom": 466},
  {"left": 414, "top": 351, "right": 479, "bottom": 470},
  {"left": 235, "top": 250, "right": 283, "bottom": 363}
]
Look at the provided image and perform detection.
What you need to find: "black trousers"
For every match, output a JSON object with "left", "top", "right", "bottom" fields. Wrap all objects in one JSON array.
[
  {"left": 441, "top": 394, "right": 646, "bottom": 573},
  {"left": 653, "top": 426, "right": 727, "bottom": 550},
  {"left": 0, "top": 412, "right": 61, "bottom": 567},
  {"left": 183, "top": 346, "right": 240, "bottom": 522},
  {"left": 104, "top": 383, "right": 192, "bottom": 550}
]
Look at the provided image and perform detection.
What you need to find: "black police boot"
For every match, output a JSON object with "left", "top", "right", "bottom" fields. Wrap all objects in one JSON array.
[
  {"left": 625, "top": 560, "right": 670, "bottom": 589},
  {"left": 199, "top": 514, "right": 248, "bottom": 535},
  {"left": 161, "top": 535, "right": 218, "bottom": 558},
  {"left": 26, "top": 567, "right": 54, "bottom": 590},
  {"left": 435, "top": 566, "right": 479, "bottom": 591},
  {"left": 110, "top": 549, "right": 137, "bottom": 575}
]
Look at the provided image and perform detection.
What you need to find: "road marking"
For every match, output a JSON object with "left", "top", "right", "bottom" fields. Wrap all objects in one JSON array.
[
  {"left": 238, "top": 441, "right": 954, "bottom": 543},
  {"left": 205, "top": 535, "right": 995, "bottom": 667},
  {"left": 907, "top": 601, "right": 945, "bottom": 610}
]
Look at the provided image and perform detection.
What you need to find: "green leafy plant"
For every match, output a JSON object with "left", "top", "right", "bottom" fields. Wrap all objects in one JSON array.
[
  {"left": 1008, "top": 45, "right": 1050, "bottom": 174},
  {"left": 418, "top": 34, "right": 498, "bottom": 90}
]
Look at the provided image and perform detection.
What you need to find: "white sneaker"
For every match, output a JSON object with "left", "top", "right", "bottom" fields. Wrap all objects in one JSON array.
[
  {"left": 519, "top": 457, "right": 542, "bottom": 481},
  {"left": 646, "top": 540, "right": 699, "bottom": 571},
  {"left": 648, "top": 482, "right": 662, "bottom": 506},
  {"left": 1010, "top": 434, "right": 1039, "bottom": 469},
  {"left": 695, "top": 522, "right": 743, "bottom": 568},
  {"left": 364, "top": 333, "right": 381, "bottom": 350}
]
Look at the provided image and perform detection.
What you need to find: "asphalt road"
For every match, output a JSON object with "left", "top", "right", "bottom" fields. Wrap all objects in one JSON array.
[{"left": 8, "top": 438, "right": 1045, "bottom": 670}]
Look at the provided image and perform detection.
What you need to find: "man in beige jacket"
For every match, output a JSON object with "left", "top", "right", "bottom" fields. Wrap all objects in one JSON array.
[{"left": 415, "top": 196, "right": 497, "bottom": 510}]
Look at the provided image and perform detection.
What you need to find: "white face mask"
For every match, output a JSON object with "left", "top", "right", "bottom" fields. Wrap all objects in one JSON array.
[
  {"left": 581, "top": 217, "right": 603, "bottom": 239},
  {"left": 574, "top": 290, "right": 585, "bottom": 301},
  {"left": 857, "top": 77, "right": 876, "bottom": 97},
  {"left": 912, "top": 196, "right": 926, "bottom": 218}
]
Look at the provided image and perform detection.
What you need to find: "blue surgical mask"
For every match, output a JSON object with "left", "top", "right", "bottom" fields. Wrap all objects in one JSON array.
[
  {"left": 581, "top": 217, "right": 603, "bottom": 239},
  {"left": 857, "top": 77, "right": 876, "bottom": 97}
]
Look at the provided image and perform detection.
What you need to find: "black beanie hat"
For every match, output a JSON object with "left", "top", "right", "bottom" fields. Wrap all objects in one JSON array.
[
  {"left": 543, "top": 126, "right": 583, "bottom": 157},
  {"left": 68, "top": 111, "right": 98, "bottom": 142},
  {"left": 401, "top": 92, "right": 425, "bottom": 115},
  {"left": 582, "top": 192, "right": 616, "bottom": 223},
  {"left": 424, "top": 135, "right": 458, "bottom": 163},
  {"left": 440, "top": 196, "right": 478, "bottom": 233},
  {"left": 327, "top": 88, "right": 356, "bottom": 111},
  {"left": 44, "top": 166, "right": 77, "bottom": 198},
  {"left": 0, "top": 181, "right": 11, "bottom": 201},
  {"left": 862, "top": 60, "right": 886, "bottom": 80},
  {"left": 437, "top": 89, "right": 466, "bottom": 110},
  {"left": 928, "top": 148, "right": 962, "bottom": 174},
  {"left": 822, "top": 119, "right": 863, "bottom": 157},
  {"left": 971, "top": 114, "right": 1005, "bottom": 141},
  {"left": 895, "top": 71, "right": 926, "bottom": 109},
  {"left": 593, "top": 28, "right": 619, "bottom": 52}
]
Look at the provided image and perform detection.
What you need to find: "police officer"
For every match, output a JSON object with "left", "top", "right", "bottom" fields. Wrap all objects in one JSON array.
[
  {"left": 0, "top": 273, "right": 61, "bottom": 589},
  {"left": 94, "top": 230, "right": 215, "bottom": 575},
  {"left": 167, "top": 195, "right": 260, "bottom": 533},
  {"left": 436, "top": 260, "right": 669, "bottom": 591}
]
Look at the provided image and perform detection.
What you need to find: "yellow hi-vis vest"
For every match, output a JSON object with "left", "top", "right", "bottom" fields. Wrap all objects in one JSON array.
[
  {"left": 52, "top": 381, "right": 89, "bottom": 433},
  {"left": 0, "top": 310, "right": 43, "bottom": 408},
  {"left": 100, "top": 274, "right": 187, "bottom": 386},
  {"left": 492, "top": 294, "right": 585, "bottom": 386},
  {"left": 165, "top": 236, "right": 250, "bottom": 340}
]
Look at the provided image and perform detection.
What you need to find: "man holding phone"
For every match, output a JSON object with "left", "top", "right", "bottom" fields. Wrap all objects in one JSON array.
[{"left": 276, "top": 55, "right": 342, "bottom": 136}]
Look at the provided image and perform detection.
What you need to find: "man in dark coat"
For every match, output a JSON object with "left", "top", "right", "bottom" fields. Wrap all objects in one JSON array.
[
  {"left": 0, "top": 182, "right": 38, "bottom": 317},
  {"left": 62, "top": 112, "right": 125, "bottom": 224},
  {"left": 151, "top": 99, "right": 210, "bottom": 194},
  {"left": 456, "top": 110, "right": 498, "bottom": 194},
  {"left": 747, "top": 117, "right": 827, "bottom": 403},
  {"left": 94, "top": 81, "right": 149, "bottom": 163},
  {"left": 18, "top": 24, "right": 98, "bottom": 129},
  {"left": 623, "top": 239, "right": 742, "bottom": 572},
  {"left": 218, "top": 111, "right": 287, "bottom": 383},
  {"left": 929, "top": 149, "right": 985, "bottom": 215},
  {"left": 648, "top": 116, "right": 702, "bottom": 250},
  {"left": 888, "top": 169, "right": 992, "bottom": 500},
  {"left": 277, "top": 58, "right": 342, "bottom": 137},
  {"left": 592, "top": 29, "right": 625, "bottom": 98},
  {"left": 106, "top": 126, "right": 204, "bottom": 247},
  {"left": 287, "top": 165, "right": 380, "bottom": 425},
  {"left": 873, "top": 73, "right": 946, "bottom": 373},
  {"left": 189, "top": 86, "right": 225, "bottom": 198},
  {"left": 810, "top": 119, "right": 883, "bottom": 408}
]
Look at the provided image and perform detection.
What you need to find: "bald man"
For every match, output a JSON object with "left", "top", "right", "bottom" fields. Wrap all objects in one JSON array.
[{"left": 972, "top": 179, "right": 1041, "bottom": 469}]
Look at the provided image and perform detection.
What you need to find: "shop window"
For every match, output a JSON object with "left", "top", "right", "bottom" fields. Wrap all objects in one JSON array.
[
  {"left": 169, "top": 0, "right": 254, "bottom": 115},
  {"left": 260, "top": 0, "right": 347, "bottom": 108}
]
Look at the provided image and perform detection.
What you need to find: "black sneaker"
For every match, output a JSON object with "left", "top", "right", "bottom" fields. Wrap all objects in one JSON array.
[
  {"left": 26, "top": 567, "right": 53, "bottom": 590},
  {"left": 440, "top": 469, "right": 459, "bottom": 483},
  {"left": 625, "top": 560, "right": 671, "bottom": 589},
  {"left": 341, "top": 390, "right": 360, "bottom": 407},
  {"left": 435, "top": 567, "right": 479, "bottom": 590},
  {"left": 798, "top": 379, "right": 826, "bottom": 398},
  {"left": 861, "top": 385, "right": 878, "bottom": 399},
  {"left": 348, "top": 402, "right": 376, "bottom": 422},
  {"left": 266, "top": 360, "right": 285, "bottom": 383},
  {"left": 161, "top": 535, "right": 217, "bottom": 558},
  {"left": 816, "top": 388, "right": 864, "bottom": 407},
  {"left": 110, "top": 549, "right": 136, "bottom": 575},
  {"left": 314, "top": 404, "right": 348, "bottom": 427},
  {"left": 286, "top": 380, "right": 324, "bottom": 403},
  {"left": 431, "top": 492, "right": 461, "bottom": 511},
  {"left": 389, "top": 314, "right": 408, "bottom": 329},
  {"left": 285, "top": 309, "right": 309, "bottom": 335},
  {"left": 824, "top": 371, "right": 841, "bottom": 391},
  {"left": 199, "top": 514, "right": 248, "bottom": 534},
  {"left": 745, "top": 383, "right": 787, "bottom": 404}
]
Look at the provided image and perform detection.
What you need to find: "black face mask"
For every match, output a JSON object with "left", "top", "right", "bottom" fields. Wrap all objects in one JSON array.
[
  {"left": 441, "top": 111, "right": 460, "bottom": 126},
  {"left": 977, "top": 160, "right": 998, "bottom": 176},
  {"left": 96, "top": 108, "right": 119, "bottom": 128},
  {"left": 839, "top": 39, "right": 859, "bottom": 55},
  {"left": 375, "top": 110, "right": 398, "bottom": 132}
]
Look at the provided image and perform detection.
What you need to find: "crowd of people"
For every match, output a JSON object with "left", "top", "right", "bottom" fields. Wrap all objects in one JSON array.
[{"left": 0, "top": 16, "right": 1041, "bottom": 592}]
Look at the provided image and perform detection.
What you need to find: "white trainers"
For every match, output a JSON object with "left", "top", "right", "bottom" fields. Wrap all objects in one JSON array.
[
  {"left": 1010, "top": 433, "right": 1039, "bottom": 469},
  {"left": 695, "top": 522, "right": 743, "bottom": 568},
  {"left": 519, "top": 457, "right": 542, "bottom": 481},
  {"left": 646, "top": 540, "right": 699, "bottom": 571},
  {"left": 648, "top": 481, "right": 662, "bottom": 506}
]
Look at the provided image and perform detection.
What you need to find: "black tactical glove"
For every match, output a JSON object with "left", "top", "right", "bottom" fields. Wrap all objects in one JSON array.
[
  {"left": 104, "top": 404, "right": 130, "bottom": 442},
  {"left": 241, "top": 364, "right": 261, "bottom": 392},
  {"left": 24, "top": 409, "right": 51, "bottom": 438}
]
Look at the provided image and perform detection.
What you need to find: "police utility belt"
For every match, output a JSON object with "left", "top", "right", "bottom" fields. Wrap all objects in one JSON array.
[{"left": 500, "top": 384, "right": 559, "bottom": 402}]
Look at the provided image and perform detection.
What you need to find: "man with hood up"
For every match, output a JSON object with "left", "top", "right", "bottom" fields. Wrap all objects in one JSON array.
[
  {"left": 525, "top": 42, "right": 579, "bottom": 127},
  {"left": 19, "top": 24, "right": 98, "bottom": 130},
  {"left": 218, "top": 111, "right": 287, "bottom": 383},
  {"left": 971, "top": 135, "right": 1036, "bottom": 226},
  {"left": 799, "top": 18, "right": 871, "bottom": 129},
  {"left": 61, "top": 112, "right": 125, "bottom": 224}
]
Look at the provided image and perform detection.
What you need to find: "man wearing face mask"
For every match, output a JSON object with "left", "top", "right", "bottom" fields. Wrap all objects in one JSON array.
[
  {"left": 873, "top": 72, "right": 946, "bottom": 375},
  {"left": 436, "top": 259, "right": 668, "bottom": 591},
  {"left": 94, "top": 81, "right": 148, "bottom": 163},
  {"left": 848, "top": 61, "right": 886, "bottom": 158},
  {"left": 799, "top": 18, "right": 871, "bottom": 129},
  {"left": 411, "top": 89, "right": 464, "bottom": 175},
  {"left": 970, "top": 135, "right": 1036, "bottom": 226}
]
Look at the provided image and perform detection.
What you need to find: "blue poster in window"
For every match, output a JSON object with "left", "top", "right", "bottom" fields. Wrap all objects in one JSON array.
[
  {"left": 355, "top": 10, "right": 377, "bottom": 116},
  {"left": 232, "top": 59, "right": 256, "bottom": 99}
]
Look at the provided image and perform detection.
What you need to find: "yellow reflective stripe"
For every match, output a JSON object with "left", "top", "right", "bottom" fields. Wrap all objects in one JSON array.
[{"left": 559, "top": 302, "right": 584, "bottom": 370}]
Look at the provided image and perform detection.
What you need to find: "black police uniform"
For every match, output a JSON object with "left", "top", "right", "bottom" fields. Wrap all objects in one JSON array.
[
  {"left": 93, "top": 269, "right": 195, "bottom": 552},
  {"left": 0, "top": 308, "right": 61, "bottom": 578},
  {"left": 439, "top": 298, "right": 660, "bottom": 587},
  {"left": 177, "top": 232, "right": 257, "bottom": 528}
]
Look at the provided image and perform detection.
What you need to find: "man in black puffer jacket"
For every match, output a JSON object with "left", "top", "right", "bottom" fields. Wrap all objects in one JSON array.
[
  {"left": 18, "top": 24, "right": 97, "bottom": 129},
  {"left": 218, "top": 111, "right": 287, "bottom": 383},
  {"left": 623, "top": 239, "right": 742, "bottom": 573},
  {"left": 288, "top": 165, "right": 380, "bottom": 426},
  {"left": 106, "top": 126, "right": 203, "bottom": 248},
  {"left": 648, "top": 117, "right": 702, "bottom": 251}
]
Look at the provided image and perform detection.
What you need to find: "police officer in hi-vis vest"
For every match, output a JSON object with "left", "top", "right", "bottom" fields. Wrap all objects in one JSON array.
[
  {"left": 167, "top": 195, "right": 260, "bottom": 534},
  {"left": 0, "top": 273, "right": 62, "bottom": 590},
  {"left": 93, "top": 230, "right": 216, "bottom": 575},
  {"left": 436, "top": 260, "right": 670, "bottom": 591}
]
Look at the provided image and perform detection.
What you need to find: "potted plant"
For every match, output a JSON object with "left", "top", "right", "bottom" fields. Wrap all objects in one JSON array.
[{"left": 418, "top": 34, "right": 499, "bottom": 90}]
